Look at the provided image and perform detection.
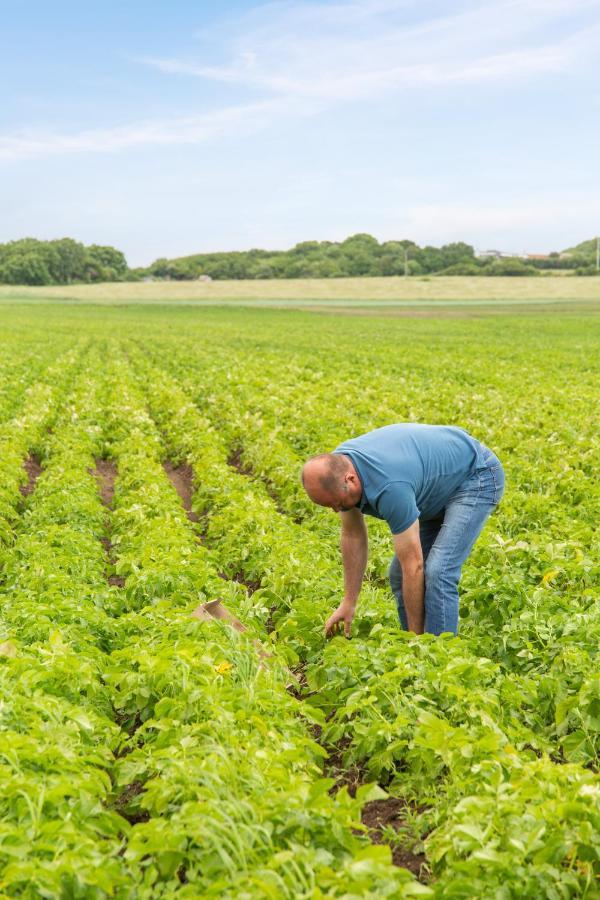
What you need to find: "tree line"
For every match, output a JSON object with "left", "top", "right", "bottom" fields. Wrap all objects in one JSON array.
[
  {"left": 0, "top": 234, "right": 597, "bottom": 285},
  {"left": 137, "top": 234, "right": 598, "bottom": 280},
  {"left": 0, "top": 238, "right": 128, "bottom": 286}
]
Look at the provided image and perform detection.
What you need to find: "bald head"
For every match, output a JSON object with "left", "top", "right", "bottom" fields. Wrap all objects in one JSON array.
[{"left": 301, "top": 453, "right": 362, "bottom": 512}]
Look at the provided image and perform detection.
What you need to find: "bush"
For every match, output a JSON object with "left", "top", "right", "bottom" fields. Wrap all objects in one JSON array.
[
  {"left": 437, "top": 262, "right": 481, "bottom": 276},
  {"left": 484, "top": 258, "right": 539, "bottom": 277}
]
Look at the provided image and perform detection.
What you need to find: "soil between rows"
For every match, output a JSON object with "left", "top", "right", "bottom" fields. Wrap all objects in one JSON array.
[
  {"left": 361, "top": 798, "right": 427, "bottom": 876},
  {"left": 227, "top": 447, "right": 253, "bottom": 477},
  {"left": 90, "top": 459, "right": 125, "bottom": 586},
  {"left": 92, "top": 458, "right": 117, "bottom": 508},
  {"left": 20, "top": 454, "right": 43, "bottom": 497},
  {"left": 163, "top": 461, "right": 199, "bottom": 523}
]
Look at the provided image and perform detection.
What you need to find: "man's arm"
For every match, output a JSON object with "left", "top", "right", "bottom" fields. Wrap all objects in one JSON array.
[
  {"left": 393, "top": 520, "right": 424, "bottom": 634},
  {"left": 324, "top": 508, "right": 367, "bottom": 637}
]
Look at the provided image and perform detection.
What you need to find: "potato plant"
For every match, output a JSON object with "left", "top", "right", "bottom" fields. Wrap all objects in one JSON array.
[{"left": 0, "top": 305, "right": 597, "bottom": 897}]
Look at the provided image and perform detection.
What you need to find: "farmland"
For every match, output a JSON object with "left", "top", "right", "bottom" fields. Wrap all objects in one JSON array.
[
  {"left": 0, "top": 299, "right": 598, "bottom": 897},
  {"left": 1, "top": 274, "right": 600, "bottom": 312}
]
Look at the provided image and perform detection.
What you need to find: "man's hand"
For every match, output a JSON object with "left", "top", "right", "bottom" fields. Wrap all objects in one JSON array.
[{"left": 325, "top": 598, "right": 356, "bottom": 638}]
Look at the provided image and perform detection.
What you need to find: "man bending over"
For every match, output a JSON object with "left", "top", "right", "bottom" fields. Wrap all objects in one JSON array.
[{"left": 301, "top": 424, "right": 504, "bottom": 637}]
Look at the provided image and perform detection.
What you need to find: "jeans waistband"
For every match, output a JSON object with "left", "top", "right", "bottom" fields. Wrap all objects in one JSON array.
[{"left": 476, "top": 443, "right": 502, "bottom": 469}]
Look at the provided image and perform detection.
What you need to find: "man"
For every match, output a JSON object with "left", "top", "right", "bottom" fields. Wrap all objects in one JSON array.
[{"left": 301, "top": 424, "right": 504, "bottom": 637}]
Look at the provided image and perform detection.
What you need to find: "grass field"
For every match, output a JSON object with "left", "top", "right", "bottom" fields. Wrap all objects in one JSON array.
[
  {"left": 0, "top": 297, "right": 598, "bottom": 896},
  {"left": 0, "top": 274, "right": 598, "bottom": 314}
]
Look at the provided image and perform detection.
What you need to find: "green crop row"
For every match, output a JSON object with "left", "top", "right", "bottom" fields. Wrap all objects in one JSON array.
[
  {"left": 131, "top": 349, "right": 599, "bottom": 898},
  {"left": 98, "top": 353, "right": 427, "bottom": 897},
  {"left": 0, "top": 355, "right": 130, "bottom": 896},
  {"left": 141, "top": 340, "right": 598, "bottom": 767}
]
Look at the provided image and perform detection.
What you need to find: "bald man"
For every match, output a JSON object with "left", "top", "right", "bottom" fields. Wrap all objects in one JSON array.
[{"left": 301, "top": 424, "right": 504, "bottom": 637}]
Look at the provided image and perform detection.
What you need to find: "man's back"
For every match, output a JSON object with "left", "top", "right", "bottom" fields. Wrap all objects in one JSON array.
[{"left": 334, "top": 423, "right": 485, "bottom": 533}]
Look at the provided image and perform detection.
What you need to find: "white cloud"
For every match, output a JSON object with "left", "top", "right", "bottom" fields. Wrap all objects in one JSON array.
[
  {"left": 0, "top": 98, "right": 295, "bottom": 162},
  {"left": 1, "top": 0, "right": 599, "bottom": 162},
  {"left": 158, "top": 0, "right": 600, "bottom": 100}
]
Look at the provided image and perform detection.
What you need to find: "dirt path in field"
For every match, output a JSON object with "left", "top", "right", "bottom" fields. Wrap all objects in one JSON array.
[
  {"left": 93, "top": 459, "right": 117, "bottom": 508},
  {"left": 227, "top": 448, "right": 253, "bottom": 477},
  {"left": 361, "top": 799, "right": 428, "bottom": 876},
  {"left": 20, "top": 455, "right": 43, "bottom": 497},
  {"left": 90, "top": 459, "right": 124, "bottom": 587},
  {"left": 163, "top": 461, "right": 199, "bottom": 523}
]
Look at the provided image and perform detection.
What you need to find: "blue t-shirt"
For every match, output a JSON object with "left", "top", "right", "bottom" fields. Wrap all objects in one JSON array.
[{"left": 334, "top": 424, "right": 485, "bottom": 534}]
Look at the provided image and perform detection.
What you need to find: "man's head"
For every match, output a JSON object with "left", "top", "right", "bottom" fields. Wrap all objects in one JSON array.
[{"left": 301, "top": 453, "right": 362, "bottom": 512}]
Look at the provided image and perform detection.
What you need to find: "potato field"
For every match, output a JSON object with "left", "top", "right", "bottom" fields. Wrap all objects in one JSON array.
[{"left": 0, "top": 301, "right": 598, "bottom": 898}]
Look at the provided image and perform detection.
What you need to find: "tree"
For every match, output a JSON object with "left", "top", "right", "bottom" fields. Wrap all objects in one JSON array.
[
  {"left": 0, "top": 251, "right": 52, "bottom": 285},
  {"left": 86, "top": 245, "right": 128, "bottom": 280},
  {"left": 49, "top": 238, "right": 88, "bottom": 282}
]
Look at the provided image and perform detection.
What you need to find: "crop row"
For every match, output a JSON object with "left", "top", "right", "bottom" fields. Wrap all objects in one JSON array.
[
  {"left": 131, "top": 349, "right": 600, "bottom": 898},
  {"left": 145, "top": 339, "right": 598, "bottom": 768},
  {"left": 0, "top": 355, "right": 129, "bottom": 896},
  {"left": 2, "top": 350, "right": 425, "bottom": 897},
  {"left": 98, "top": 354, "right": 426, "bottom": 897},
  {"left": 0, "top": 345, "right": 85, "bottom": 550}
]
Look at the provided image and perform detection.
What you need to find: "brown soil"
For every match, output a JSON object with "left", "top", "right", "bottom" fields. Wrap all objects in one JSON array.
[
  {"left": 113, "top": 781, "right": 150, "bottom": 825},
  {"left": 20, "top": 455, "right": 43, "bottom": 497},
  {"left": 91, "top": 459, "right": 117, "bottom": 508},
  {"left": 326, "top": 738, "right": 364, "bottom": 797},
  {"left": 89, "top": 461, "right": 123, "bottom": 586},
  {"left": 115, "top": 710, "right": 143, "bottom": 738},
  {"left": 232, "top": 571, "right": 261, "bottom": 594},
  {"left": 361, "top": 798, "right": 427, "bottom": 876},
  {"left": 264, "top": 604, "right": 279, "bottom": 633},
  {"left": 227, "top": 448, "right": 253, "bottom": 477},
  {"left": 163, "top": 461, "right": 199, "bottom": 523},
  {"left": 217, "top": 569, "right": 261, "bottom": 595}
]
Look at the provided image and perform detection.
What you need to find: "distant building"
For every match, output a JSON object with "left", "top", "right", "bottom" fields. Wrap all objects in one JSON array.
[
  {"left": 197, "top": 274, "right": 213, "bottom": 282},
  {"left": 476, "top": 249, "right": 522, "bottom": 259},
  {"left": 525, "top": 254, "right": 550, "bottom": 261}
]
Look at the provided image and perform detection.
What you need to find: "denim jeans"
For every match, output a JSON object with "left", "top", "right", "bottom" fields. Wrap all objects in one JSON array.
[{"left": 388, "top": 445, "right": 505, "bottom": 635}]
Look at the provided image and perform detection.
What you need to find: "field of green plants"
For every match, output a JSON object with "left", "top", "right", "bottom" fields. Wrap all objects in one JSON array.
[{"left": 0, "top": 301, "right": 598, "bottom": 898}]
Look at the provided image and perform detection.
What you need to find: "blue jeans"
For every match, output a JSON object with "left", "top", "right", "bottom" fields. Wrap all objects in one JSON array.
[{"left": 388, "top": 446, "right": 505, "bottom": 635}]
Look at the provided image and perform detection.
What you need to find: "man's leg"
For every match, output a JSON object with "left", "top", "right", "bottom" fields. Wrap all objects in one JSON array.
[
  {"left": 424, "top": 459, "right": 505, "bottom": 635},
  {"left": 389, "top": 517, "right": 443, "bottom": 630}
]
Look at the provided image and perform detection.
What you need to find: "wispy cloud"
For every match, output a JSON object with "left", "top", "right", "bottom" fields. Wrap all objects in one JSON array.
[
  {"left": 147, "top": 0, "right": 600, "bottom": 100},
  {"left": 2, "top": 0, "right": 599, "bottom": 162},
  {"left": 0, "top": 99, "right": 297, "bottom": 162}
]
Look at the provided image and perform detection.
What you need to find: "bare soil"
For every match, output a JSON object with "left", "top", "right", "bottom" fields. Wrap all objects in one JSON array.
[
  {"left": 361, "top": 798, "right": 427, "bottom": 876},
  {"left": 113, "top": 781, "right": 150, "bottom": 825},
  {"left": 20, "top": 455, "right": 43, "bottom": 497},
  {"left": 232, "top": 571, "right": 261, "bottom": 594},
  {"left": 163, "top": 461, "right": 199, "bottom": 523},
  {"left": 227, "top": 447, "right": 253, "bottom": 477},
  {"left": 89, "top": 460, "right": 123, "bottom": 586},
  {"left": 91, "top": 459, "right": 117, "bottom": 508},
  {"left": 325, "top": 737, "right": 364, "bottom": 797}
]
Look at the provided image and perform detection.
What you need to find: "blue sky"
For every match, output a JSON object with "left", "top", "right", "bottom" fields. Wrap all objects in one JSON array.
[{"left": 1, "top": 0, "right": 599, "bottom": 265}]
